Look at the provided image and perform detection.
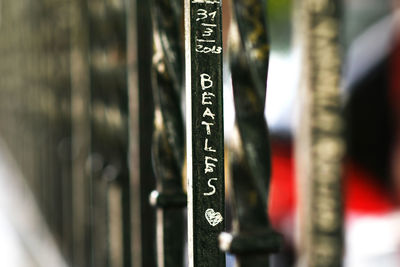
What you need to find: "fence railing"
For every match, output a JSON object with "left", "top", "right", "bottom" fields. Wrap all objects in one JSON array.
[{"left": 0, "top": 0, "right": 344, "bottom": 266}]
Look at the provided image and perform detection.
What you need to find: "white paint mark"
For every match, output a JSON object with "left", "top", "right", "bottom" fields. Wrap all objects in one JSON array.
[
  {"left": 201, "top": 121, "right": 214, "bottom": 135},
  {"left": 202, "top": 107, "right": 215, "bottom": 120},
  {"left": 201, "top": 91, "right": 215, "bottom": 105},
  {"left": 200, "top": 73, "right": 213, "bottom": 90},
  {"left": 204, "top": 156, "right": 218, "bottom": 173},
  {"left": 204, "top": 138, "right": 216, "bottom": 152},
  {"left": 203, "top": 178, "right": 218, "bottom": 196},
  {"left": 205, "top": 208, "right": 223, "bottom": 226}
]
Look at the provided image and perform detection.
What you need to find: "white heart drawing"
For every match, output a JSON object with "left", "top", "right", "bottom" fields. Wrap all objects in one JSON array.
[{"left": 205, "top": 208, "right": 223, "bottom": 227}]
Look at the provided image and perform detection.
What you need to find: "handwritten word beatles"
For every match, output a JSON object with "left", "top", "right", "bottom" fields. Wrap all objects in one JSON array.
[
  {"left": 199, "top": 73, "right": 220, "bottom": 197},
  {"left": 191, "top": 0, "right": 224, "bottom": 236}
]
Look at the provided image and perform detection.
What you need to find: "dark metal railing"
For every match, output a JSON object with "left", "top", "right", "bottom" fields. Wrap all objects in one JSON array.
[
  {"left": 218, "top": 0, "right": 283, "bottom": 265},
  {"left": 0, "top": 0, "right": 345, "bottom": 267},
  {"left": 185, "top": 0, "right": 226, "bottom": 266},
  {"left": 85, "top": 1, "right": 131, "bottom": 266},
  {"left": 127, "top": 1, "right": 157, "bottom": 267},
  {"left": 149, "top": 0, "right": 187, "bottom": 266}
]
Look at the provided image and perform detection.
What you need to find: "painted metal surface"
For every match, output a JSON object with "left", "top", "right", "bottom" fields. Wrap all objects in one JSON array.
[
  {"left": 219, "top": 0, "right": 283, "bottom": 266},
  {"left": 150, "top": 0, "right": 186, "bottom": 266},
  {"left": 185, "top": 0, "right": 225, "bottom": 266},
  {"left": 127, "top": 0, "right": 157, "bottom": 266},
  {"left": 87, "top": 1, "right": 130, "bottom": 266}
]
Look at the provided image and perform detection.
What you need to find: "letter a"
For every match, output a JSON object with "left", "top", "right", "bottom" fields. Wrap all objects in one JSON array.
[{"left": 203, "top": 107, "right": 215, "bottom": 120}]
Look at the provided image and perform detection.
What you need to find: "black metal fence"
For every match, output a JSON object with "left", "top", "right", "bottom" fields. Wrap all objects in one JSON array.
[{"left": 0, "top": 0, "right": 348, "bottom": 266}]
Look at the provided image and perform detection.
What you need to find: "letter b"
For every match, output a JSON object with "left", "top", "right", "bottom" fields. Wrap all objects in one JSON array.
[{"left": 200, "top": 73, "right": 213, "bottom": 90}]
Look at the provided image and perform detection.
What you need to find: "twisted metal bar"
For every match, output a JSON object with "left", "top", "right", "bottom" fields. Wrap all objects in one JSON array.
[
  {"left": 149, "top": 0, "right": 186, "bottom": 266},
  {"left": 219, "top": 0, "right": 282, "bottom": 265}
]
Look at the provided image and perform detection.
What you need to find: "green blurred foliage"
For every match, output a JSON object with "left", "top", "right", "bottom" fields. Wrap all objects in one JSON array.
[{"left": 268, "top": 0, "right": 292, "bottom": 52}]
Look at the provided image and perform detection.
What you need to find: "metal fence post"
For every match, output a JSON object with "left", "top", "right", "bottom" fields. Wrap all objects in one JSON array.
[
  {"left": 185, "top": 0, "right": 226, "bottom": 266},
  {"left": 297, "top": 0, "right": 344, "bottom": 266},
  {"left": 86, "top": 1, "right": 130, "bottom": 266},
  {"left": 70, "top": 0, "right": 91, "bottom": 266},
  {"left": 219, "top": 0, "right": 283, "bottom": 266},
  {"left": 127, "top": 0, "right": 157, "bottom": 266},
  {"left": 149, "top": 0, "right": 187, "bottom": 266}
]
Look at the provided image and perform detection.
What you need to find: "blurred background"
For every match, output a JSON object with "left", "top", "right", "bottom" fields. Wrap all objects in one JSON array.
[{"left": 0, "top": 0, "right": 399, "bottom": 266}]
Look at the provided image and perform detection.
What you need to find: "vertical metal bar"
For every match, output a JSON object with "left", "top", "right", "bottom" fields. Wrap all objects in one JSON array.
[
  {"left": 88, "top": 3, "right": 111, "bottom": 263},
  {"left": 185, "top": 0, "right": 225, "bottom": 266},
  {"left": 149, "top": 1, "right": 186, "bottom": 267},
  {"left": 70, "top": 0, "right": 91, "bottom": 266},
  {"left": 127, "top": 0, "right": 157, "bottom": 266},
  {"left": 108, "top": 183, "right": 124, "bottom": 267},
  {"left": 297, "top": 0, "right": 344, "bottom": 266},
  {"left": 218, "top": 0, "right": 282, "bottom": 266},
  {"left": 87, "top": 1, "right": 129, "bottom": 266},
  {"left": 126, "top": 0, "right": 142, "bottom": 265}
]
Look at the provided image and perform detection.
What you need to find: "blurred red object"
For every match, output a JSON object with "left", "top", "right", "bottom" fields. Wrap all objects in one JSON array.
[{"left": 268, "top": 142, "right": 397, "bottom": 228}]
